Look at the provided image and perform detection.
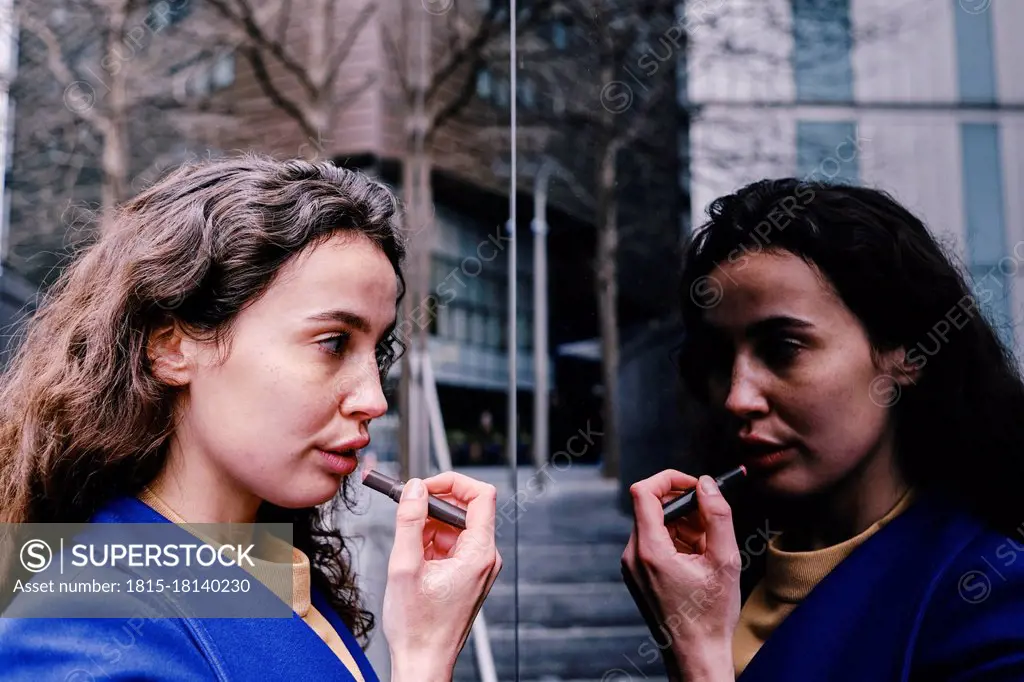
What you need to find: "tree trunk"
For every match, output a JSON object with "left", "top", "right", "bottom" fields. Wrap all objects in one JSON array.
[
  {"left": 100, "top": 3, "right": 131, "bottom": 232},
  {"left": 596, "top": 138, "right": 621, "bottom": 480},
  {"left": 304, "top": 0, "right": 330, "bottom": 159},
  {"left": 398, "top": 1, "right": 433, "bottom": 480}
]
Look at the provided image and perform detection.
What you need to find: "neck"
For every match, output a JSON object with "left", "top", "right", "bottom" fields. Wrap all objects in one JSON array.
[
  {"left": 789, "top": 436, "right": 909, "bottom": 550},
  {"left": 148, "top": 438, "right": 263, "bottom": 524}
]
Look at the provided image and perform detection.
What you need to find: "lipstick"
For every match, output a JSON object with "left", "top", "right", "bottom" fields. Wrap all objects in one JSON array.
[
  {"left": 662, "top": 465, "right": 748, "bottom": 523},
  {"left": 361, "top": 469, "right": 468, "bottom": 530}
]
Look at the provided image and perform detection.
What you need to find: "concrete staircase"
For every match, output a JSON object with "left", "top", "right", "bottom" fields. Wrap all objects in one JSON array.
[{"left": 450, "top": 466, "right": 669, "bottom": 682}]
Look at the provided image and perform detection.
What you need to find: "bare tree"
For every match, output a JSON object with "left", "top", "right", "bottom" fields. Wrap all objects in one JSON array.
[
  {"left": 7, "top": 0, "right": 233, "bottom": 283},
  {"left": 198, "top": 0, "right": 378, "bottom": 149}
]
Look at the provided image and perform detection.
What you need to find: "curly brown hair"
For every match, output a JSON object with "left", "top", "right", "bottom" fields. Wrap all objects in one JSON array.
[{"left": 0, "top": 152, "right": 407, "bottom": 643}]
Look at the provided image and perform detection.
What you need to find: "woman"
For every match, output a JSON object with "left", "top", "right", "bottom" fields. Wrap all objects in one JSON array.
[
  {"left": 0, "top": 154, "right": 502, "bottom": 681},
  {"left": 622, "top": 179, "right": 1024, "bottom": 681}
]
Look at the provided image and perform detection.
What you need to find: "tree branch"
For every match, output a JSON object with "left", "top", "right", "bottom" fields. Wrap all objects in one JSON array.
[{"left": 324, "top": 1, "right": 376, "bottom": 92}]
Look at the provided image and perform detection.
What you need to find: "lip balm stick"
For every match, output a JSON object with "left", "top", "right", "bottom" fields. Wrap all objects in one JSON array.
[
  {"left": 662, "top": 465, "right": 748, "bottom": 524},
  {"left": 362, "top": 469, "right": 468, "bottom": 530}
]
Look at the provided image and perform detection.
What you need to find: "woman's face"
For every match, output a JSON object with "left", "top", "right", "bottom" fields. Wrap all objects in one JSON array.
[
  {"left": 157, "top": 232, "right": 397, "bottom": 509},
  {"left": 700, "top": 249, "right": 914, "bottom": 497}
]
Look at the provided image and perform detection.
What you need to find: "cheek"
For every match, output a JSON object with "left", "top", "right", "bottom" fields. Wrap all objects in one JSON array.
[
  {"left": 188, "top": 347, "right": 333, "bottom": 472},
  {"left": 786, "top": 354, "right": 889, "bottom": 466}
]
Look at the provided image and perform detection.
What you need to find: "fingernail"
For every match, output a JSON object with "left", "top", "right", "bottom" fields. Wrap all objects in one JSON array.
[
  {"left": 700, "top": 475, "right": 719, "bottom": 495},
  {"left": 405, "top": 479, "right": 425, "bottom": 499}
]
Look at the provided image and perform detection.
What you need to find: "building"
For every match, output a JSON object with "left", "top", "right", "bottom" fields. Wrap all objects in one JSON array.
[{"left": 685, "top": 0, "right": 1024, "bottom": 364}]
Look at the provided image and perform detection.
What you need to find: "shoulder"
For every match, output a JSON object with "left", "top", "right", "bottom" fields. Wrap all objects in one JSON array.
[
  {"left": 0, "top": 616, "right": 218, "bottom": 680},
  {"left": 909, "top": 510, "right": 1024, "bottom": 679},
  {"left": 89, "top": 495, "right": 170, "bottom": 523},
  {"left": 0, "top": 498, "right": 218, "bottom": 680}
]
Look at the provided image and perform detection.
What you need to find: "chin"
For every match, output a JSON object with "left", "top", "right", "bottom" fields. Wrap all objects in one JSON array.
[
  {"left": 751, "top": 465, "right": 820, "bottom": 499},
  {"left": 261, "top": 477, "right": 342, "bottom": 510}
]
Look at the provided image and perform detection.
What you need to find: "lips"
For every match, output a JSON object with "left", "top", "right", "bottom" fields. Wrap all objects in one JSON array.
[
  {"left": 738, "top": 436, "right": 797, "bottom": 470},
  {"left": 319, "top": 449, "right": 358, "bottom": 475},
  {"left": 322, "top": 436, "right": 370, "bottom": 453}
]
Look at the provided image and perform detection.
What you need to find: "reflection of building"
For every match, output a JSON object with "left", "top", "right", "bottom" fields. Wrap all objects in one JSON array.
[
  {"left": 686, "top": 0, "right": 1024, "bottom": 362},
  {"left": 212, "top": 2, "right": 682, "bottom": 465}
]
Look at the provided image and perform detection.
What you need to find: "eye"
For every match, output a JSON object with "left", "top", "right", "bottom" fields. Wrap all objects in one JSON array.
[
  {"left": 319, "top": 333, "right": 351, "bottom": 356},
  {"left": 760, "top": 338, "right": 803, "bottom": 366}
]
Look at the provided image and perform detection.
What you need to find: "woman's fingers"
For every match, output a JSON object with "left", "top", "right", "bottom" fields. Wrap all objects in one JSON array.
[
  {"left": 640, "top": 469, "right": 701, "bottom": 497},
  {"left": 630, "top": 469, "right": 700, "bottom": 562},
  {"left": 388, "top": 478, "right": 428, "bottom": 575},
  {"left": 423, "top": 472, "right": 498, "bottom": 538},
  {"left": 668, "top": 524, "right": 706, "bottom": 554},
  {"left": 694, "top": 476, "right": 741, "bottom": 571}
]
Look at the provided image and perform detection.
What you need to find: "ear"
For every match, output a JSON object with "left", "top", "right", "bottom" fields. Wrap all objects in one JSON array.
[
  {"left": 146, "top": 321, "right": 194, "bottom": 387},
  {"left": 878, "top": 346, "right": 922, "bottom": 387}
]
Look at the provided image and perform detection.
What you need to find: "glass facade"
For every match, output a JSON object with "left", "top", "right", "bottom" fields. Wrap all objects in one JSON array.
[
  {"left": 792, "top": 0, "right": 854, "bottom": 102},
  {"left": 961, "top": 123, "right": 1014, "bottom": 351},
  {"left": 953, "top": 0, "right": 997, "bottom": 104},
  {"left": 796, "top": 120, "right": 859, "bottom": 184}
]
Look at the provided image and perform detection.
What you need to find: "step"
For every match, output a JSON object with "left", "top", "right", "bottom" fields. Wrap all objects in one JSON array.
[
  {"left": 453, "top": 624, "right": 667, "bottom": 681},
  {"left": 492, "top": 543, "right": 627, "bottom": 584},
  {"left": 482, "top": 582, "right": 644, "bottom": 627}
]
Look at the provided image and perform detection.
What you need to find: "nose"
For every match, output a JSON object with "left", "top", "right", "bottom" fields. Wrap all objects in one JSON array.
[
  {"left": 338, "top": 353, "right": 389, "bottom": 421},
  {"left": 722, "top": 352, "right": 770, "bottom": 419}
]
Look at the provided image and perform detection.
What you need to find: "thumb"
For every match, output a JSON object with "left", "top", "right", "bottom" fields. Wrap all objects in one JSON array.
[
  {"left": 695, "top": 475, "right": 740, "bottom": 569},
  {"left": 389, "top": 478, "right": 428, "bottom": 575}
]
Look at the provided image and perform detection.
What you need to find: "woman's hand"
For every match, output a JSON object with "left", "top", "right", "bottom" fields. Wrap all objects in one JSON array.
[
  {"left": 382, "top": 472, "right": 502, "bottom": 682},
  {"left": 621, "top": 470, "right": 741, "bottom": 682}
]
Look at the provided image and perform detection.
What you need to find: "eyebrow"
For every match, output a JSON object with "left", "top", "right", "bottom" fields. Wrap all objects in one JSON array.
[
  {"left": 306, "top": 309, "right": 398, "bottom": 342},
  {"left": 306, "top": 309, "right": 372, "bottom": 333},
  {"left": 746, "top": 315, "right": 816, "bottom": 336}
]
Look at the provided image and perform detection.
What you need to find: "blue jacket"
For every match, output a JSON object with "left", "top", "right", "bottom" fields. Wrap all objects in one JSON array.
[
  {"left": 0, "top": 496, "right": 379, "bottom": 681},
  {"left": 738, "top": 491, "right": 1024, "bottom": 681}
]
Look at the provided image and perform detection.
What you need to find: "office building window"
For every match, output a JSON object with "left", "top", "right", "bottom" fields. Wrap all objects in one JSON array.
[
  {"left": 518, "top": 77, "right": 536, "bottom": 109},
  {"left": 150, "top": 0, "right": 192, "bottom": 30},
  {"left": 544, "top": 19, "right": 568, "bottom": 50},
  {"left": 796, "top": 121, "right": 859, "bottom": 184},
  {"left": 429, "top": 255, "right": 531, "bottom": 352},
  {"left": 961, "top": 123, "right": 1013, "bottom": 350},
  {"left": 953, "top": 0, "right": 997, "bottom": 104},
  {"left": 493, "top": 77, "right": 510, "bottom": 109},
  {"left": 210, "top": 53, "right": 235, "bottom": 90},
  {"left": 476, "top": 68, "right": 492, "bottom": 100},
  {"left": 791, "top": 0, "right": 854, "bottom": 102}
]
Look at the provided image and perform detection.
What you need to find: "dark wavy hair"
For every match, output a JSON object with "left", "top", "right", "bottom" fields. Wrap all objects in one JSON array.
[
  {"left": 0, "top": 152, "right": 407, "bottom": 642},
  {"left": 677, "top": 178, "right": 1024, "bottom": 535}
]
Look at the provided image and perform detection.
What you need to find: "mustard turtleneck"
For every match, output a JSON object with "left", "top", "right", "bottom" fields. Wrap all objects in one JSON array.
[
  {"left": 137, "top": 487, "right": 365, "bottom": 682},
  {"left": 733, "top": 488, "right": 917, "bottom": 676}
]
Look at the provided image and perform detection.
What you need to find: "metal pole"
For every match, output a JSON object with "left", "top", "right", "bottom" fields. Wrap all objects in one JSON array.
[
  {"left": 531, "top": 162, "right": 553, "bottom": 481},
  {"left": 508, "top": 2, "right": 520, "bottom": 678}
]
